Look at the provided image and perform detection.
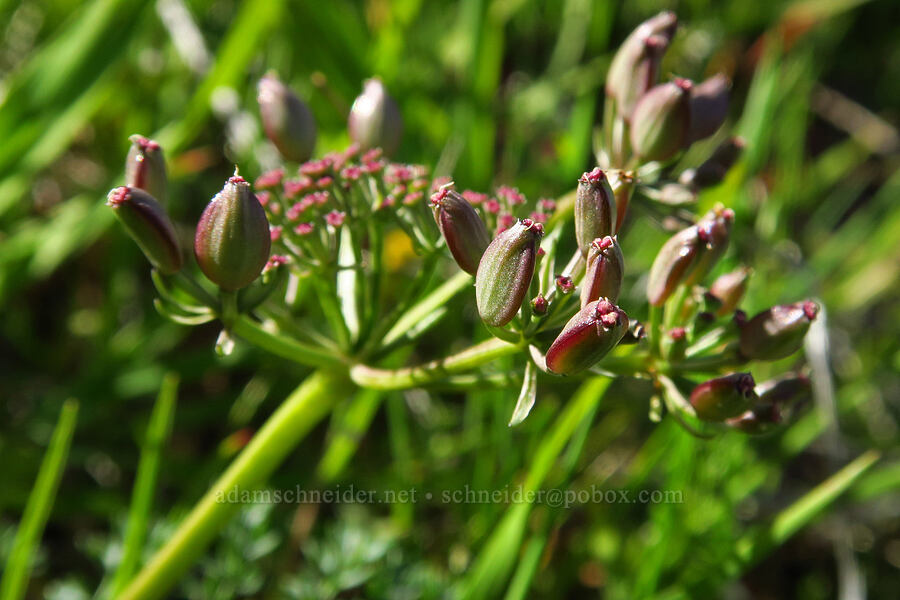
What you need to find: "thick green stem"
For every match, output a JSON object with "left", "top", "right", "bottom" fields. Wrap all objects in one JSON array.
[
  {"left": 350, "top": 338, "right": 521, "bottom": 390},
  {"left": 230, "top": 315, "right": 344, "bottom": 368},
  {"left": 118, "top": 370, "right": 344, "bottom": 600}
]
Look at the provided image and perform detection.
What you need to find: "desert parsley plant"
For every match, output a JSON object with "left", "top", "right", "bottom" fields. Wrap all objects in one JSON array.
[{"left": 106, "top": 12, "right": 819, "bottom": 600}]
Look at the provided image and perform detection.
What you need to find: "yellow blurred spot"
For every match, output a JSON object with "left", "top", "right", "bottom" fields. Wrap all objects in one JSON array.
[{"left": 383, "top": 228, "right": 416, "bottom": 272}]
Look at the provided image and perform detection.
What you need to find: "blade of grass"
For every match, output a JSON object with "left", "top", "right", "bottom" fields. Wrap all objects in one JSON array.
[
  {"left": 734, "top": 449, "right": 881, "bottom": 568},
  {"left": 460, "top": 377, "right": 610, "bottom": 600},
  {"left": 316, "top": 387, "right": 383, "bottom": 483},
  {"left": 106, "top": 374, "right": 179, "bottom": 599},
  {"left": 0, "top": 400, "right": 79, "bottom": 600},
  {"left": 118, "top": 370, "right": 344, "bottom": 600}
]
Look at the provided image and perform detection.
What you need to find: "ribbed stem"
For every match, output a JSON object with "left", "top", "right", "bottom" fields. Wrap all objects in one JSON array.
[
  {"left": 119, "top": 371, "right": 343, "bottom": 600},
  {"left": 350, "top": 338, "right": 521, "bottom": 390}
]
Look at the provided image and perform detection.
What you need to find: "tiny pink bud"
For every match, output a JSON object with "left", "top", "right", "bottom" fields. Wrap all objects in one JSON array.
[
  {"left": 556, "top": 275, "right": 575, "bottom": 294},
  {"left": 254, "top": 168, "right": 285, "bottom": 190},
  {"left": 532, "top": 294, "right": 548, "bottom": 315},
  {"left": 325, "top": 210, "right": 346, "bottom": 227}
]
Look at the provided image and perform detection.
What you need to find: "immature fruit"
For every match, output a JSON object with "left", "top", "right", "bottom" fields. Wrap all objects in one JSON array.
[
  {"left": 257, "top": 72, "right": 317, "bottom": 162},
  {"left": 725, "top": 404, "right": 781, "bottom": 434},
  {"left": 646, "top": 225, "right": 702, "bottom": 306},
  {"left": 475, "top": 218, "right": 543, "bottom": 327},
  {"left": 608, "top": 170, "right": 634, "bottom": 233},
  {"left": 630, "top": 79, "right": 692, "bottom": 162},
  {"left": 727, "top": 374, "right": 811, "bottom": 434},
  {"left": 432, "top": 188, "right": 490, "bottom": 275},
  {"left": 685, "top": 205, "right": 734, "bottom": 286},
  {"left": 709, "top": 266, "right": 751, "bottom": 315},
  {"left": 546, "top": 299, "right": 628, "bottom": 375},
  {"left": 125, "top": 135, "right": 167, "bottom": 205},
  {"left": 689, "top": 372, "right": 757, "bottom": 422},
  {"left": 107, "top": 186, "right": 182, "bottom": 274},
  {"left": 575, "top": 168, "right": 616, "bottom": 256},
  {"left": 194, "top": 175, "right": 271, "bottom": 291},
  {"left": 687, "top": 74, "right": 730, "bottom": 142},
  {"left": 738, "top": 301, "right": 818, "bottom": 361},
  {"left": 581, "top": 236, "right": 625, "bottom": 306},
  {"left": 348, "top": 78, "right": 403, "bottom": 156},
  {"left": 605, "top": 11, "right": 678, "bottom": 119}
]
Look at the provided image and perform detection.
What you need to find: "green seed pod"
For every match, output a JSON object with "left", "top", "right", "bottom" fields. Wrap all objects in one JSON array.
[
  {"left": 609, "top": 170, "right": 634, "bottom": 234},
  {"left": 646, "top": 225, "right": 702, "bottom": 306},
  {"left": 431, "top": 188, "right": 490, "bottom": 275},
  {"left": 125, "top": 135, "right": 168, "bottom": 205},
  {"left": 689, "top": 372, "right": 757, "bottom": 422},
  {"left": 630, "top": 78, "right": 692, "bottom": 162},
  {"left": 575, "top": 168, "right": 616, "bottom": 256},
  {"left": 107, "top": 186, "right": 182, "bottom": 274},
  {"left": 687, "top": 74, "right": 730, "bottom": 143},
  {"left": 605, "top": 12, "right": 677, "bottom": 119},
  {"left": 194, "top": 175, "right": 271, "bottom": 291},
  {"left": 684, "top": 205, "right": 734, "bottom": 286},
  {"left": 257, "top": 72, "right": 317, "bottom": 163},
  {"left": 581, "top": 236, "right": 625, "bottom": 307},
  {"left": 709, "top": 266, "right": 751, "bottom": 315},
  {"left": 475, "top": 218, "right": 543, "bottom": 327},
  {"left": 738, "top": 301, "right": 818, "bottom": 361},
  {"left": 546, "top": 298, "right": 629, "bottom": 375},
  {"left": 348, "top": 78, "right": 403, "bottom": 157}
]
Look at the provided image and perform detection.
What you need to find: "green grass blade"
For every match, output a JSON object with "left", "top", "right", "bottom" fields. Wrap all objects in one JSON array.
[
  {"left": 461, "top": 377, "right": 610, "bottom": 599},
  {"left": 735, "top": 449, "right": 881, "bottom": 567},
  {"left": 106, "top": 373, "right": 180, "bottom": 599},
  {"left": 0, "top": 399, "right": 79, "bottom": 600}
]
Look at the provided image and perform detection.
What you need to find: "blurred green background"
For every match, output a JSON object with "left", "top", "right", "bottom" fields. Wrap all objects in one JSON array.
[{"left": 0, "top": 0, "right": 898, "bottom": 598}]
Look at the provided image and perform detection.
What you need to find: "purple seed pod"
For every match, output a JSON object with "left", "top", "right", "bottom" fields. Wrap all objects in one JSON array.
[
  {"left": 709, "top": 266, "right": 751, "bottom": 315},
  {"left": 581, "top": 236, "right": 625, "bottom": 307},
  {"left": 546, "top": 298, "right": 629, "bottom": 375},
  {"left": 475, "top": 218, "right": 543, "bottom": 327},
  {"left": 431, "top": 188, "right": 491, "bottom": 275},
  {"left": 684, "top": 205, "right": 734, "bottom": 286},
  {"left": 756, "top": 373, "right": 811, "bottom": 407},
  {"left": 257, "top": 72, "right": 317, "bottom": 163},
  {"left": 605, "top": 12, "right": 678, "bottom": 119},
  {"left": 609, "top": 170, "right": 634, "bottom": 234},
  {"left": 348, "top": 78, "right": 403, "bottom": 157},
  {"left": 688, "top": 74, "right": 730, "bottom": 143},
  {"left": 630, "top": 78, "right": 692, "bottom": 162},
  {"left": 738, "top": 301, "right": 819, "bottom": 361},
  {"left": 575, "top": 168, "right": 616, "bottom": 256},
  {"left": 689, "top": 372, "right": 758, "bottom": 422},
  {"left": 107, "top": 186, "right": 182, "bottom": 274},
  {"left": 125, "top": 135, "right": 168, "bottom": 205},
  {"left": 646, "top": 224, "right": 702, "bottom": 307},
  {"left": 194, "top": 175, "right": 271, "bottom": 291}
]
